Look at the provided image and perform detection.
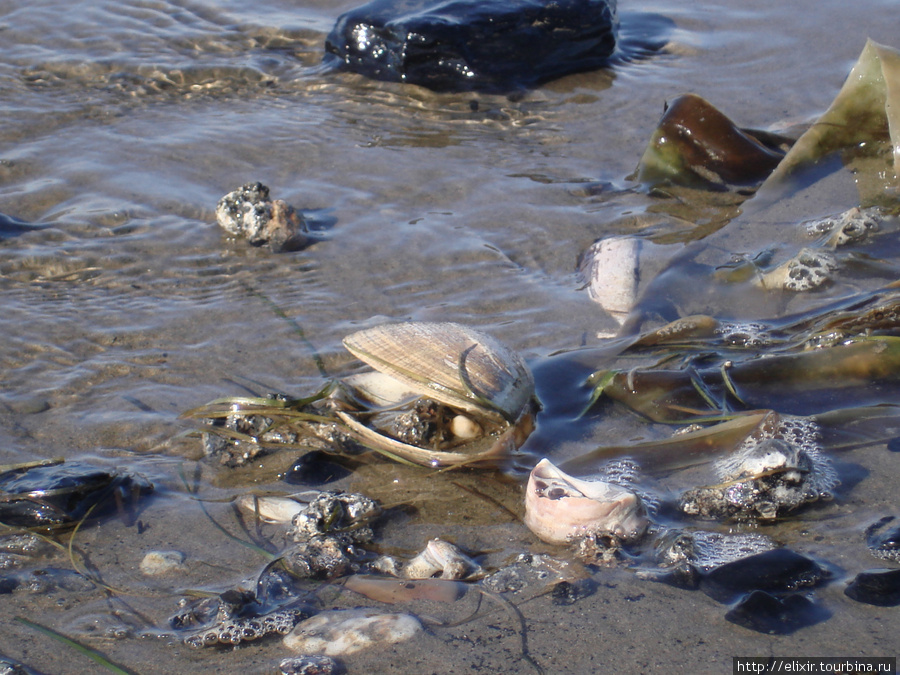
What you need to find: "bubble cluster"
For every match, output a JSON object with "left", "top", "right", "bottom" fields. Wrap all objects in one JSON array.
[
  {"left": 184, "top": 608, "right": 304, "bottom": 649},
  {"left": 714, "top": 321, "right": 772, "bottom": 347},
  {"left": 597, "top": 458, "right": 659, "bottom": 515},
  {"left": 805, "top": 207, "right": 879, "bottom": 247}
]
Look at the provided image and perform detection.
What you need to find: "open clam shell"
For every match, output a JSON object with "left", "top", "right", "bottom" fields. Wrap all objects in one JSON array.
[
  {"left": 338, "top": 321, "right": 537, "bottom": 468},
  {"left": 524, "top": 458, "right": 648, "bottom": 545},
  {"left": 342, "top": 322, "right": 534, "bottom": 424}
]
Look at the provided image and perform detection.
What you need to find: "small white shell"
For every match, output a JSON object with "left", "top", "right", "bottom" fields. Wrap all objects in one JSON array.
[
  {"left": 284, "top": 608, "right": 421, "bottom": 656},
  {"left": 342, "top": 322, "right": 534, "bottom": 423},
  {"left": 404, "top": 538, "right": 483, "bottom": 580},
  {"left": 524, "top": 458, "right": 648, "bottom": 545}
]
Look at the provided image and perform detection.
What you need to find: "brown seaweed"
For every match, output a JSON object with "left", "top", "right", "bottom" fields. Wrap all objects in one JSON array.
[{"left": 634, "top": 94, "right": 787, "bottom": 189}]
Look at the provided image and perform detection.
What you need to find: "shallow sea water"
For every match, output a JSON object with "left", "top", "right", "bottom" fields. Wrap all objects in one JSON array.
[{"left": 3, "top": 0, "right": 900, "bottom": 673}]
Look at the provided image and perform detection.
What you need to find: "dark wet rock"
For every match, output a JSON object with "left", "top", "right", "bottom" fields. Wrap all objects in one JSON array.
[
  {"left": 725, "top": 590, "right": 828, "bottom": 635},
  {"left": 701, "top": 549, "right": 831, "bottom": 603},
  {"left": 324, "top": 0, "right": 618, "bottom": 92},
  {"left": 844, "top": 569, "right": 900, "bottom": 606},
  {"left": 551, "top": 578, "right": 597, "bottom": 605},
  {"left": 638, "top": 530, "right": 777, "bottom": 591},
  {"left": 865, "top": 515, "right": 900, "bottom": 562},
  {"left": 639, "top": 561, "right": 703, "bottom": 590},
  {"left": 0, "top": 460, "right": 152, "bottom": 530},
  {"left": 279, "top": 655, "right": 344, "bottom": 675},
  {"left": 216, "top": 182, "right": 313, "bottom": 252},
  {"left": 283, "top": 451, "right": 351, "bottom": 487}
]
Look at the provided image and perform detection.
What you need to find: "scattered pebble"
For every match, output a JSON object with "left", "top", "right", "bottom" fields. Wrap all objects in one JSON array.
[{"left": 140, "top": 550, "right": 186, "bottom": 576}]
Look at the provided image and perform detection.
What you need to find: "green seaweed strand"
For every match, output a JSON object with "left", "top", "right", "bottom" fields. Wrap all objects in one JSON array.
[{"left": 14, "top": 616, "right": 139, "bottom": 675}]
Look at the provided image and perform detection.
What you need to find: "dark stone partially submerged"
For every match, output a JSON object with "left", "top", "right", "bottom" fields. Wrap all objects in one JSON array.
[
  {"left": 324, "top": 0, "right": 619, "bottom": 92},
  {"left": 865, "top": 515, "right": 900, "bottom": 562},
  {"left": 844, "top": 569, "right": 900, "bottom": 606},
  {"left": 725, "top": 590, "right": 828, "bottom": 635},
  {"left": 700, "top": 549, "right": 831, "bottom": 603}
]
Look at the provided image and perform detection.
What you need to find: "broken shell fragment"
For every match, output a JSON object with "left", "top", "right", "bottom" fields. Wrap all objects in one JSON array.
[
  {"left": 284, "top": 608, "right": 421, "bottom": 656},
  {"left": 403, "top": 538, "right": 483, "bottom": 580},
  {"left": 524, "top": 458, "right": 648, "bottom": 545},
  {"left": 338, "top": 321, "right": 538, "bottom": 467}
]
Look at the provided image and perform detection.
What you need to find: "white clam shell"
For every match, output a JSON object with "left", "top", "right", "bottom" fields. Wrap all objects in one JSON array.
[
  {"left": 403, "top": 538, "right": 483, "bottom": 580},
  {"left": 524, "top": 458, "right": 648, "bottom": 545},
  {"left": 342, "top": 321, "right": 535, "bottom": 423}
]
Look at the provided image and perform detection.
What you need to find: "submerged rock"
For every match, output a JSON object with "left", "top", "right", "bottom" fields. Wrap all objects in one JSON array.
[
  {"left": 324, "top": 0, "right": 618, "bottom": 92},
  {"left": 0, "top": 460, "right": 152, "bottom": 530},
  {"left": 844, "top": 569, "right": 900, "bottom": 606},
  {"left": 700, "top": 548, "right": 831, "bottom": 603},
  {"left": 865, "top": 515, "right": 900, "bottom": 562},
  {"left": 724, "top": 590, "right": 828, "bottom": 635}
]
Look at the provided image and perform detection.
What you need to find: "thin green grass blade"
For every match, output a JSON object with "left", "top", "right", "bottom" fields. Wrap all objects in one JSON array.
[{"left": 14, "top": 616, "right": 139, "bottom": 675}]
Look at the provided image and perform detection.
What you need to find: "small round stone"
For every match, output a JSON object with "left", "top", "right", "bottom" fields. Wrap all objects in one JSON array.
[{"left": 140, "top": 550, "right": 186, "bottom": 576}]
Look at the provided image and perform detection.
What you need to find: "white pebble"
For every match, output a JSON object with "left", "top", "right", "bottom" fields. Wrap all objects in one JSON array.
[{"left": 139, "top": 550, "right": 186, "bottom": 576}]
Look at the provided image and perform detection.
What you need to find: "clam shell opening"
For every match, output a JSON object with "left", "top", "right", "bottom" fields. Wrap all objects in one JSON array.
[{"left": 338, "top": 322, "right": 539, "bottom": 468}]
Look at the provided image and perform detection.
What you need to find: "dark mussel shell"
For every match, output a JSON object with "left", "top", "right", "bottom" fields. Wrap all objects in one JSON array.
[{"left": 0, "top": 460, "right": 152, "bottom": 529}]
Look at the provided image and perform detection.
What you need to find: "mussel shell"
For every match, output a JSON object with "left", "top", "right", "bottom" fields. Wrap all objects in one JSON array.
[{"left": 342, "top": 322, "right": 535, "bottom": 423}]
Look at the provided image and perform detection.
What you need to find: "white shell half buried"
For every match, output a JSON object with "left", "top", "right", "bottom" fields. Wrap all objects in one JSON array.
[
  {"left": 342, "top": 321, "right": 534, "bottom": 423},
  {"left": 524, "top": 458, "right": 648, "bottom": 545}
]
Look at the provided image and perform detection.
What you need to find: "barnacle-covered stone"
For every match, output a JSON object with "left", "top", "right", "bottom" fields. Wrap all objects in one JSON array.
[
  {"left": 805, "top": 207, "right": 880, "bottom": 247},
  {"left": 288, "top": 492, "right": 381, "bottom": 543},
  {"left": 680, "top": 416, "right": 836, "bottom": 521},
  {"left": 216, "top": 182, "right": 312, "bottom": 252},
  {"left": 758, "top": 248, "right": 837, "bottom": 292},
  {"left": 171, "top": 589, "right": 309, "bottom": 649}
]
